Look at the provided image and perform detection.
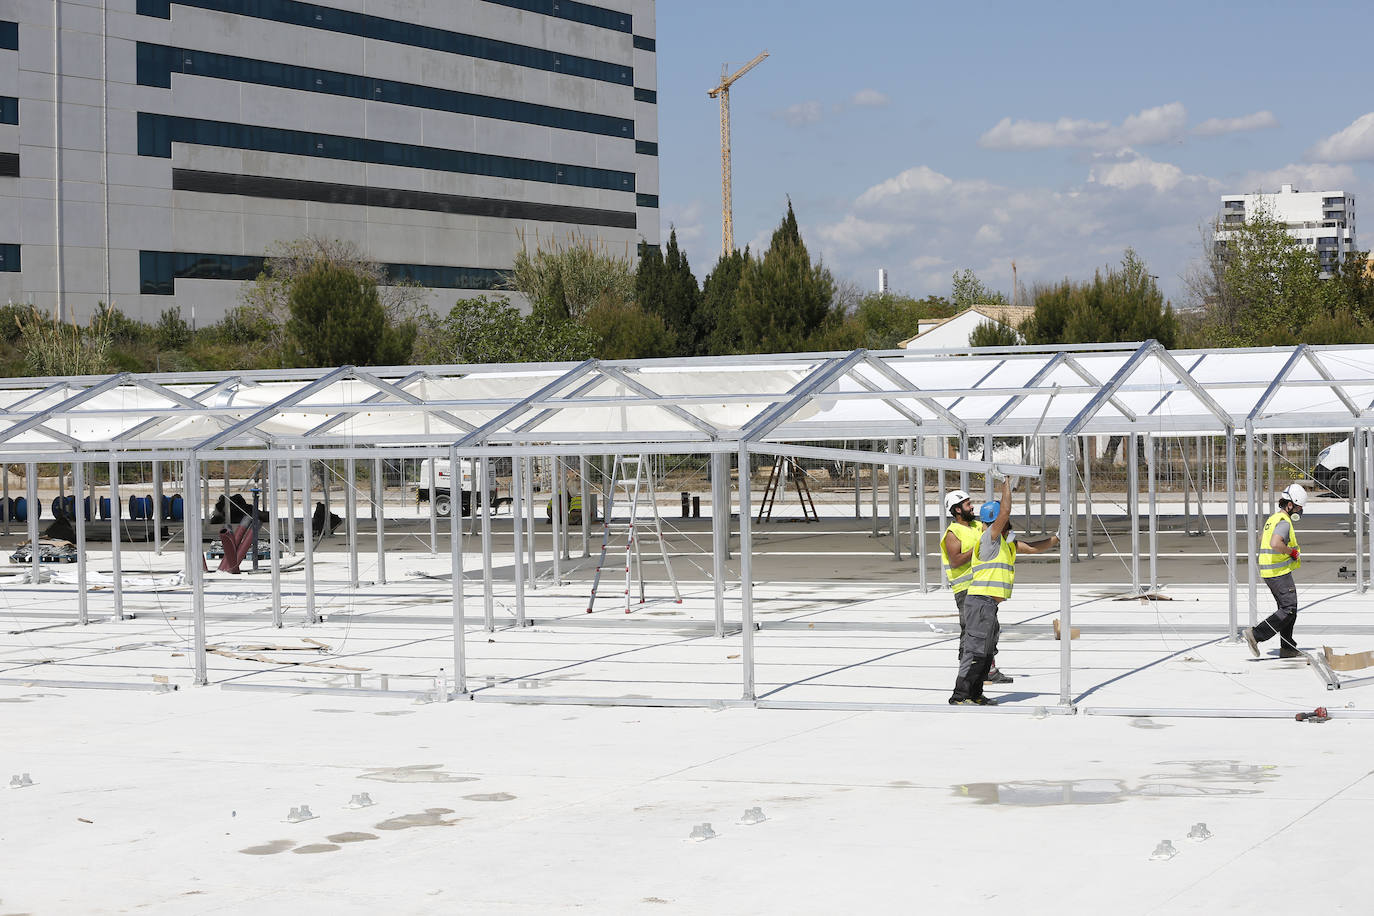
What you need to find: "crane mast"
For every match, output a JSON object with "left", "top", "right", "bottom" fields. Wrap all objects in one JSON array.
[{"left": 708, "top": 50, "right": 769, "bottom": 257}]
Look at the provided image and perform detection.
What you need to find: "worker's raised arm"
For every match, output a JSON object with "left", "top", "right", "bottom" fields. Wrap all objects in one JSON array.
[
  {"left": 987, "top": 477, "right": 1013, "bottom": 540},
  {"left": 944, "top": 529, "right": 973, "bottom": 567}
]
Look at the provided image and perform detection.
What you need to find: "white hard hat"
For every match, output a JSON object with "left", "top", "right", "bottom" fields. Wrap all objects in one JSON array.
[
  {"left": 944, "top": 489, "right": 972, "bottom": 515},
  {"left": 1280, "top": 484, "right": 1307, "bottom": 508}
]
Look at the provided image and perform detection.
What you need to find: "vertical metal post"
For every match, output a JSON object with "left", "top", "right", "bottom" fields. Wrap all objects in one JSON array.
[
  {"left": 983, "top": 433, "right": 994, "bottom": 501},
  {"left": 1246, "top": 427, "right": 1259, "bottom": 624},
  {"left": 915, "top": 438, "right": 927, "bottom": 591},
  {"left": 906, "top": 440, "right": 917, "bottom": 562},
  {"left": 853, "top": 450, "right": 861, "bottom": 519},
  {"left": 1226, "top": 429, "right": 1237, "bottom": 639},
  {"left": 958, "top": 433, "right": 969, "bottom": 492},
  {"left": 887, "top": 438, "right": 900, "bottom": 559},
  {"left": 1147, "top": 433, "right": 1158, "bottom": 590},
  {"left": 345, "top": 457, "right": 358, "bottom": 588},
  {"left": 1069, "top": 437, "right": 1079, "bottom": 563},
  {"left": 1058, "top": 436, "right": 1074, "bottom": 707},
  {"left": 2, "top": 462, "right": 8, "bottom": 535},
  {"left": 73, "top": 459, "right": 88, "bottom": 625},
  {"left": 551, "top": 457, "right": 564, "bottom": 582},
  {"left": 1355, "top": 429, "right": 1365, "bottom": 594},
  {"left": 286, "top": 458, "right": 297, "bottom": 551},
  {"left": 1039, "top": 436, "right": 1047, "bottom": 530},
  {"left": 712, "top": 450, "right": 728, "bottom": 639},
  {"left": 1083, "top": 436, "right": 1094, "bottom": 560},
  {"left": 1365, "top": 427, "right": 1374, "bottom": 587},
  {"left": 267, "top": 460, "right": 282, "bottom": 628},
  {"left": 108, "top": 458, "right": 122, "bottom": 618},
  {"left": 373, "top": 457, "right": 386, "bottom": 584},
  {"left": 428, "top": 455, "right": 438, "bottom": 556},
  {"left": 523, "top": 457, "right": 536, "bottom": 589},
  {"left": 152, "top": 459, "right": 163, "bottom": 555},
  {"left": 449, "top": 445, "right": 467, "bottom": 696},
  {"left": 511, "top": 451, "right": 527, "bottom": 625},
  {"left": 187, "top": 455, "right": 206, "bottom": 686},
  {"left": 1128, "top": 432, "right": 1140, "bottom": 593},
  {"left": 1266, "top": 434, "right": 1275, "bottom": 516},
  {"left": 738, "top": 445, "right": 755, "bottom": 701},
  {"left": 1023, "top": 437, "right": 1031, "bottom": 527},
  {"left": 302, "top": 458, "right": 316, "bottom": 624},
  {"left": 480, "top": 456, "right": 494, "bottom": 631},
  {"left": 870, "top": 460, "right": 879, "bottom": 539},
  {"left": 25, "top": 463, "right": 38, "bottom": 585},
  {"left": 579, "top": 455, "right": 591, "bottom": 557}
]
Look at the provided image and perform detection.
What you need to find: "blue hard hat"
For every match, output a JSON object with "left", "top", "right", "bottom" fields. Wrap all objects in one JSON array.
[{"left": 978, "top": 501, "right": 1000, "bottom": 523}]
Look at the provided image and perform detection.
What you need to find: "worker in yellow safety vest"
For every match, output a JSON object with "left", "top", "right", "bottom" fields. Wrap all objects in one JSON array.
[
  {"left": 941, "top": 489, "right": 1011, "bottom": 685},
  {"left": 949, "top": 477, "right": 1059, "bottom": 706},
  {"left": 1242, "top": 484, "right": 1306, "bottom": 659}
]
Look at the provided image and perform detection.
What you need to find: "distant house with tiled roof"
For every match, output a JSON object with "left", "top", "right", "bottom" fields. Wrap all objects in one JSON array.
[{"left": 899, "top": 305, "right": 1034, "bottom": 350}]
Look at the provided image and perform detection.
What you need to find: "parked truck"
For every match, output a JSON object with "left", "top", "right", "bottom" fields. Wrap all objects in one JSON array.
[
  {"left": 1314, "top": 439, "right": 1353, "bottom": 497},
  {"left": 417, "top": 458, "right": 496, "bottom": 517}
]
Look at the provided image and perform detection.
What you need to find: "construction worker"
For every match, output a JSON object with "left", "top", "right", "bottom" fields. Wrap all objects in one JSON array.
[
  {"left": 949, "top": 477, "right": 1059, "bottom": 706},
  {"left": 940, "top": 489, "right": 1011, "bottom": 684},
  {"left": 1242, "top": 484, "right": 1306, "bottom": 659}
]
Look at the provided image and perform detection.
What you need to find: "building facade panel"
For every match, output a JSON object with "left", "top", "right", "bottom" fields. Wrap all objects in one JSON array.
[{"left": 2, "top": 0, "right": 656, "bottom": 320}]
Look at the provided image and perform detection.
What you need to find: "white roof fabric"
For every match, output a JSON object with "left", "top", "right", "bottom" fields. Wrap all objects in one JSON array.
[{"left": 0, "top": 341, "right": 1372, "bottom": 459}]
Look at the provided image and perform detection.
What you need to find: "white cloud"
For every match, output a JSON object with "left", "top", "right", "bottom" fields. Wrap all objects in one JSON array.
[
  {"left": 778, "top": 100, "right": 824, "bottom": 127},
  {"left": 856, "top": 165, "right": 958, "bottom": 206},
  {"left": 851, "top": 88, "right": 890, "bottom": 108},
  {"left": 1308, "top": 113, "right": 1374, "bottom": 162},
  {"left": 980, "top": 102, "right": 1188, "bottom": 150},
  {"left": 1233, "top": 162, "right": 1359, "bottom": 193},
  {"left": 1193, "top": 110, "right": 1279, "bottom": 136},
  {"left": 1089, "top": 154, "right": 1195, "bottom": 193}
]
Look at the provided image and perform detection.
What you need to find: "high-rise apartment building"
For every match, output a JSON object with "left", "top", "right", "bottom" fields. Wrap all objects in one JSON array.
[
  {"left": 0, "top": 0, "right": 659, "bottom": 322},
  {"left": 1218, "top": 185, "right": 1356, "bottom": 278}
]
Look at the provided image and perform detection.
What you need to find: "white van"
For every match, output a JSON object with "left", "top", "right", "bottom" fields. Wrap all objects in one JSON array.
[{"left": 417, "top": 458, "right": 494, "bottom": 517}]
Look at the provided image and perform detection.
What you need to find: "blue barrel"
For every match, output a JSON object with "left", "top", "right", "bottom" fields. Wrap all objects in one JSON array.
[
  {"left": 13, "top": 496, "right": 27, "bottom": 522},
  {"left": 128, "top": 495, "right": 153, "bottom": 519},
  {"left": 169, "top": 494, "right": 184, "bottom": 521},
  {"left": 99, "top": 496, "right": 112, "bottom": 520},
  {"left": 160, "top": 494, "right": 172, "bottom": 521}
]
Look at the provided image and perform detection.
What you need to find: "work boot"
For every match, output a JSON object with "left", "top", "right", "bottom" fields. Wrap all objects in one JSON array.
[
  {"left": 984, "top": 668, "right": 1013, "bottom": 684},
  {"left": 970, "top": 696, "right": 999, "bottom": 706},
  {"left": 948, "top": 697, "right": 978, "bottom": 706},
  {"left": 1278, "top": 645, "right": 1303, "bottom": 659},
  {"left": 1241, "top": 627, "right": 1260, "bottom": 658}
]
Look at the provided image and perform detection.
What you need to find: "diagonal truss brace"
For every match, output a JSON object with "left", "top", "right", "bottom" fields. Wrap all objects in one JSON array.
[
  {"left": 0, "top": 372, "right": 131, "bottom": 447},
  {"left": 455, "top": 359, "right": 599, "bottom": 447},
  {"left": 194, "top": 366, "right": 355, "bottom": 452},
  {"left": 741, "top": 350, "right": 868, "bottom": 443},
  {"left": 861, "top": 353, "right": 968, "bottom": 433},
  {"left": 1301, "top": 349, "right": 1361, "bottom": 418},
  {"left": 594, "top": 365, "right": 722, "bottom": 439}
]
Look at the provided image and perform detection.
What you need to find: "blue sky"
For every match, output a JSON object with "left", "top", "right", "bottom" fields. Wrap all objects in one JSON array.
[{"left": 653, "top": 0, "right": 1374, "bottom": 306}]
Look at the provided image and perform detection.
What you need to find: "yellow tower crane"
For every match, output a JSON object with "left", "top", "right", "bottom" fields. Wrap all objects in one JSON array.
[{"left": 708, "top": 50, "right": 769, "bottom": 257}]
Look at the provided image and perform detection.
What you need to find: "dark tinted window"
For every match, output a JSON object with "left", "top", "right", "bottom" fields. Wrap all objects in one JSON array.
[
  {"left": 481, "top": 0, "right": 631, "bottom": 33},
  {"left": 0, "top": 244, "right": 18, "bottom": 272},
  {"left": 141, "top": 249, "right": 503, "bottom": 294}
]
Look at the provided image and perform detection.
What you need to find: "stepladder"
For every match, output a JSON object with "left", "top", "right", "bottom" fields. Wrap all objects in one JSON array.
[{"left": 586, "top": 455, "right": 682, "bottom": 613}]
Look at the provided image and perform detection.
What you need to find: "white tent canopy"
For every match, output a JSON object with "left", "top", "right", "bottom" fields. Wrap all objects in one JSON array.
[{"left": 0, "top": 340, "right": 1372, "bottom": 460}]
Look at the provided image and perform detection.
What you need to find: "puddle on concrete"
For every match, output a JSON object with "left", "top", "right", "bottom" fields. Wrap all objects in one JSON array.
[
  {"left": 463, "top": 792, "right": 515, "bottom": 802},
  {"left": 313, "top": 708, "right": 353, "bottom": 714},
  {"left": 293, "top": 843, "right": 341, "bottom": 855},
  {"left": 374, "top": 710, "right": 415, "bottom": 717},
  {"left": 375, "top": 808, "right": 461, "bottom": 830},
  {"left": 956, "top": 760, "right": 1277, "bottom": 806},
  {"left": 0, "top": 698, "right": 30, "bottom": 703},
  {"left": 327, "top": 832, "right": 378, "bottom": 844},
  {"left": 239, "top": 840, "right": 296, "bottom": 855},
  {"left": 360, "top": 765, "right": 477, "bottom": 784},
  {"left": 1128, "top": 718, "right": 1171, "bottom": 729}
]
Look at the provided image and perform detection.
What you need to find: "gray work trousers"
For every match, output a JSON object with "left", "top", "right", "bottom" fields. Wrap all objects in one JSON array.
[
  {"left": 952, "top": 594, "right": 1000, "bottom": 701},
  {"left": 955, "top": 590, "right": 997, "bottom": 664},
  {"left": 1254, "top": 572, "right": 1298, "bottom": 649}
]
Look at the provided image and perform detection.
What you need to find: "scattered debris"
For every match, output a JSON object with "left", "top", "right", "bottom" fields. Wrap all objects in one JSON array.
[
  {"left": 77, "top": 817, "right": 93, "bottom": 824},
  {"left": 1295, "top": 707, "right": 1330, "bottom": 723},
  {"left": 1053, "top": 618, "right": 1080, "bottom": 640},
  {"left": 1322, "top": 646, "right": 1374, "bottom": 672},
  {"left": 10, "top": 539, "right": 78, "bottom": 564}
]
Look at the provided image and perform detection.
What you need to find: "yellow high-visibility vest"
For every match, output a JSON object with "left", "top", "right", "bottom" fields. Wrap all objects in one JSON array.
[
  {"left": 940, "top": 520, "right": 983, "bottom": 594},
  {"left": 1259, "top": 510, "right": 1300, "bottom": 578},
  {"left": 967, "top": 534, "right": 1018, "bottom": 600}
]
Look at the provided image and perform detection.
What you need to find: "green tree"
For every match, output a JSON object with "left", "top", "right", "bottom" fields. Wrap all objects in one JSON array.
[
  {"left": 1190, "top": 208, "right": 1323, "bottom": 346},
  {"left": 286, "top": 261, "right": 387, "bottom": 366},
  {"left": 1021, "top": 250, "right": 1178, "bottom": 347},
  {"left": 843, "top": 292, "right": 957, "bottom": 349},
  {"left": 729, "top": 200, "right": 840, "bottom": 353},
  {"left": 412, "top": 294, "right": 596, "bottom": 364},
  {"left": 951, "top": 269, "right": 1008, "bottom": 309},
  {"left": 154, "top": 307, "right": 192, "bottom": 351},
  {"left": 700, "top": 247, "right": 748, "bottom": 354},
  {"left": 15, "top": 306, "right": 113, "bottom": 377},
  {"left": 583, "top": 297, "right": 676, "bottom": 359},
  {"left": 240, "top": 236, "right": 425, "bottom": 364},
  {"left": 506, "top": 231, "right": 635, "bottom": 321},
  {"left": 968, "top": 319, "right": 1020, "bottom": 348}
]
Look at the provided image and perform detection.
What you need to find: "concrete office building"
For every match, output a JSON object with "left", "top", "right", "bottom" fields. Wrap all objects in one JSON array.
[
  {"left": 1218, "top": 185, "right": 1357, "bottom": 279},
  {"left": 0, "top": 0, "right": 659, "bottom": 323}
]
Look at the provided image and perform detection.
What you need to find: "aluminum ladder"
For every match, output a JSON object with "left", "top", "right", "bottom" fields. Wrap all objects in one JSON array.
[{"left": 586, "top": 455, "right": 682, "bottom": 613}]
